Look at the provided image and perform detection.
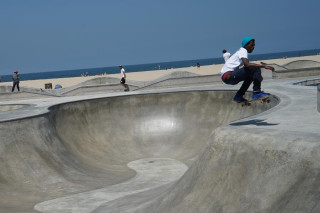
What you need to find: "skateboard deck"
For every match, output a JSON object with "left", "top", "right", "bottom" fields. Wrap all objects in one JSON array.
[{"left": 235, "top": 95, "right": 271, "bottom": 107}]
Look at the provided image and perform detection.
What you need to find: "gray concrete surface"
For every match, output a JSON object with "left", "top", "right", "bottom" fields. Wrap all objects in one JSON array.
[{"left": 0, "top": 74, "right": 319, "bottom": 213}]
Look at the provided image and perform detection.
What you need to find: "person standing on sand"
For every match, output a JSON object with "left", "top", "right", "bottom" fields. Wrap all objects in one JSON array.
[
  {"left": 12, "top": 70, "right": 20, "bottom": 92},
  {"left": 220, "top": 37, "right": 275, "bottom": 102},
  {"left": 222, "top": 49, "right": 231, "bottom": 62},
  {"left": 119, "top": 65, "right": 129, "bottom": 92}
]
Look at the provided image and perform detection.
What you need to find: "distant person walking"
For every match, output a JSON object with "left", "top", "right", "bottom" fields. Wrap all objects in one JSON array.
[
  {"left": 222, "top": 49, "right": 231, "bottom": 62},
  {"left": 119, "top": 65, "right": 129, "bottom": 92},
  {"left": 12, "top": 70, "right": 20, "bottom": 92},
  {"left": 220, "top": 37, "right": 275, "bottom": 102}
]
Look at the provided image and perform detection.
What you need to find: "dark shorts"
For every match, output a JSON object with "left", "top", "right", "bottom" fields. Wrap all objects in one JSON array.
[{"left": 120, "top": 77, "right": 126, "bottom": 84}]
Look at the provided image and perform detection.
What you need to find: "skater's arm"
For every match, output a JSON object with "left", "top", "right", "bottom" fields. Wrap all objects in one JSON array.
[{"left": 242, "top": 58, "right": 275, "bottom": 71}]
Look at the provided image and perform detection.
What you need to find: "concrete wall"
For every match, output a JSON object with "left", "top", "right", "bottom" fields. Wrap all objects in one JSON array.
[
  {"left": 318, "top": 85, "right": 320, "bottom": 113},
  {"left": 273, "top": 67, "right": 320, "bottom": 79},
  {"left": 283, "top": 60, "right": 320, "bottom": 69}
]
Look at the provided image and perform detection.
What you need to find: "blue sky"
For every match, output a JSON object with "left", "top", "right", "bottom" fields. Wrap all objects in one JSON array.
[{"left": 0, "top": 0, "right": 319, "bottom": 74}]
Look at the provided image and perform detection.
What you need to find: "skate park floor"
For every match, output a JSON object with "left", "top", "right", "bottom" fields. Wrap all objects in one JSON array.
[{"left": 0, "top": 75, "right": 320, "bottom": 213}]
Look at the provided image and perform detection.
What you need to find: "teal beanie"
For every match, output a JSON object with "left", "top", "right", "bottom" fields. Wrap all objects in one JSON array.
[{"left": 241, "top": 37, "right": 254, "bottom": 47}]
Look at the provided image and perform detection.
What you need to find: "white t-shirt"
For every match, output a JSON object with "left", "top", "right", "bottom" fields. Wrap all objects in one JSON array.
[
  {"left": 120, "top": 68, "right": 126, "bottom": 78},
  {"left": 220, "top": 47, "right": 248, "bottom": 75},
  {"left": 223, "top": 52, "right": 231, "bottom": 62}
]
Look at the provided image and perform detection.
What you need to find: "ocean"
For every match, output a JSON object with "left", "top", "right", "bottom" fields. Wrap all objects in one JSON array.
[{"left": 1, "top": 49, "right": 320, "bottom": 83}]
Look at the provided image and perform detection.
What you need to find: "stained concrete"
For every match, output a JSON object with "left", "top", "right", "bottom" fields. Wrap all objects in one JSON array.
[
  {"left": 0, "top": 75, "right": 319, "bottom": 213},
  {"left": 0, "top": 104, "right": 27, "bottom": 112}
]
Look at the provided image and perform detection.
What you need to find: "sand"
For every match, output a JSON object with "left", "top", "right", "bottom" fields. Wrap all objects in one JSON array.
[{"left": 1, "top": 55, "right": 320, "bottom": 89}]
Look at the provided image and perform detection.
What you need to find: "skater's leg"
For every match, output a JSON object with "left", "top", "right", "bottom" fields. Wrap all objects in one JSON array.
[
  {"left": 236, "top": 67, "right": 262, "bottom": 96},
  {"left": 12, "top": 82, "right": 16, "bottom": 92},
  {"left": 251, "top": 67, "right": 262, "bottom": 93}
]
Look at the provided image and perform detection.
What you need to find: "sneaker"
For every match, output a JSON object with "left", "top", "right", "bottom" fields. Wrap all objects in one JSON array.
[
  {"left": 233, "top": 95, "right": 248, "bottom": 102},
  {"left": 252, "top": 92, "right": 270, "bottom": 99}
]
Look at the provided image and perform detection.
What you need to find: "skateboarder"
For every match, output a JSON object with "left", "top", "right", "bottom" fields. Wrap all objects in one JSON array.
[{"left": 220, "top": 37, "right": 275, "bottom": 102}]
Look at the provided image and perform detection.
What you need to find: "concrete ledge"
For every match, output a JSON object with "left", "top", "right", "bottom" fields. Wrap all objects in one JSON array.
[
  {"left": 137, "top": 75, "right": 222, "bottom": 90},
  {"left": 62, "top": 84, "right": 139, "bottom": 96},
  {"left": 273, "top": 67, "right": 320, "bottom": 79},
  {"left": 283, "top": 60, "right": 320, "bottom": 69},
  {"left": 294, "top": 78, "right": 320, "bottom": 86}
]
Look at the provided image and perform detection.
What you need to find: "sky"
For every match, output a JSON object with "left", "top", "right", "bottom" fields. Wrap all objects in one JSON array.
[{"left": 0, "top": 0, "right": 319, "bottom": 74}]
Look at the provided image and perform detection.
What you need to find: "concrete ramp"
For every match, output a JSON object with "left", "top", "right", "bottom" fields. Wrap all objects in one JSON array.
[
  {"left": 143, "top": 126, "right": 320, "bottom": 213},
  {"left": 0, "top": 91, "right": 279, "bottom": 212}
]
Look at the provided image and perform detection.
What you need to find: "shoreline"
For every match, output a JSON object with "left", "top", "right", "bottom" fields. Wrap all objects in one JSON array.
[{"left": 1, "top": 55, "right": 320, "bottom": 89}]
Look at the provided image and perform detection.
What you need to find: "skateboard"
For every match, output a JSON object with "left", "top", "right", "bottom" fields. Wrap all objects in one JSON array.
[{"left": 236, "top": 95, "right": 271, "bottom": 107}]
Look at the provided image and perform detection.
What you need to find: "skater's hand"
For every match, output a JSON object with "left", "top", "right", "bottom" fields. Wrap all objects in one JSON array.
[{"left": 264, "top": 66, "right": 275, "bottom": 72}]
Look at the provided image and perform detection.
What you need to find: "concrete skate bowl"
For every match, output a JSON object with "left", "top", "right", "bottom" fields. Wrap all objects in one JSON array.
[{"left": 0, "top": 90, "right": 279, "bottom": 213}]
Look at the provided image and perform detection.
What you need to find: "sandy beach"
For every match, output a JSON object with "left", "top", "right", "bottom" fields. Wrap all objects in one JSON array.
[{"left": 1, "top": 55, "right": 320, "bottom": 89}]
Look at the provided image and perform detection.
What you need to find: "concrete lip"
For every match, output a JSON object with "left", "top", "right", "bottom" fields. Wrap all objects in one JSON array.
[{"left": 0, "top": 77, "right": 319, "bottom": 213}]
